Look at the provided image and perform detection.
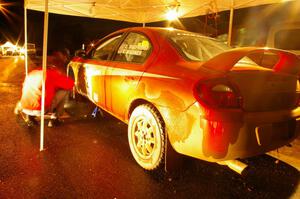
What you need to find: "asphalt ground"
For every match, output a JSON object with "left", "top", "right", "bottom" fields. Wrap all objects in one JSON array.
[{"left": 0, "top": 56, "right": 299, "bottom": 199}]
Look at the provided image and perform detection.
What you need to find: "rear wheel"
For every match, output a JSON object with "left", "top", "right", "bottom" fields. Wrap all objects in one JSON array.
[{"left": 128, "top": 104, "right": 165, "bottom": 170}]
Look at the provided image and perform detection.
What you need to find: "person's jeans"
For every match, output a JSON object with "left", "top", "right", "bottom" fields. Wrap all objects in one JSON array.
[{"left": 49, "top": 90, "right": 70, "bottom": 118}]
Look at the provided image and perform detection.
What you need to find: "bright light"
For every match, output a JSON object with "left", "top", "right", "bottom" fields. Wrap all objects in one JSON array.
[
  {"left": 0, "top": 1, "right": 15, "bottom": 16},
  {"left": 19, "top": 47, "right": 25, "bottom": 54},
  {"left": 0, "top": 42, "right": 27, "bottom": 56},
  {"left": 166, "top": 27, "right": 175, "bottom": 31},
  {"left": 166, "top": 9, "right": 178, "bottom": 21}
]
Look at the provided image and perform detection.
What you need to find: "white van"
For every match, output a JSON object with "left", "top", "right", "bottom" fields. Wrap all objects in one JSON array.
[
  {"left": 266, "top": 22, "right": 300, "bottom": 56},
  {"left": 244, "top": 22, "right": 300, "bottom": 68}
]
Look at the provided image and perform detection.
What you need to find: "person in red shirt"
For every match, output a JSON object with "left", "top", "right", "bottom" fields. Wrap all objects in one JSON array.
[{"left": 15, "top": 49, "right": 74, "bottom": 126}]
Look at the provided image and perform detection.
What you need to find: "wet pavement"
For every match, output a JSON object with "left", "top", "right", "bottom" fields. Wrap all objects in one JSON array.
[{"left": 0, "top": 56, "right": 300, "bottom": 198}]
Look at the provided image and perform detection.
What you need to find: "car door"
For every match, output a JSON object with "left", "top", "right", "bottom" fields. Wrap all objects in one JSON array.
[
  {"left": 79, "top": 34, "right": 123, "bottom": 108},
  {"left": 106, "top": 32, "right": 153, "bottom": 119}
]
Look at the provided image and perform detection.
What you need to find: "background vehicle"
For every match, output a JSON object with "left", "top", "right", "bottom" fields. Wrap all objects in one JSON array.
[
  {"left": 234, "top": 21, "right": 300, "bottom": 69},
  {"left": 2, "top": 46, "right": 15, "bottom": 56},
  {"left": 68, "top": 27, "right": 300, "bottom": 174},
  {"left": 25, "top": 43, "right": 37, "bottom": 56},
  {"left": 253, "top": 22, "right": 300, "bottom": 68},
  {"left": 266, "top": 21, "right": 300, "bottom": 56},
  {"left": 0, "top": 41, "right": 17, "bottom": 56}
]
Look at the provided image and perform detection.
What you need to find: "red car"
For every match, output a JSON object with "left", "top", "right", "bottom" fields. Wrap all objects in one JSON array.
[{"left": 68, "top": 27, "right": 300, "bottom": 173}]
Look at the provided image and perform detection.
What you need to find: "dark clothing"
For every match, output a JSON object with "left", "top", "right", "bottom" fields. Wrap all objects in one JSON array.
[{"left": 49, "top": 89, "right": 70, "bottom": 117}]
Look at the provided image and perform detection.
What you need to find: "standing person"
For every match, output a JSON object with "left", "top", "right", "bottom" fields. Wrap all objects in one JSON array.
[{"left": 15, "top": 48, "right": 74, "bottom": 127}]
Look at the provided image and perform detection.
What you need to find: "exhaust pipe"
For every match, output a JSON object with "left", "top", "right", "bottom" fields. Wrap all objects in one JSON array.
[{"left": 218, "top": 160, "right": 248, "bottom": 175}]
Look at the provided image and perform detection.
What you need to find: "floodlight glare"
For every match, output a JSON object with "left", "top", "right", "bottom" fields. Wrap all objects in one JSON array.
[{"left": 166, "top": 9, "right": 178, "bottom": 21}]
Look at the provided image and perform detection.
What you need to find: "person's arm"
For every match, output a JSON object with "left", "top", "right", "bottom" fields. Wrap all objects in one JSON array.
[{"left": 52, "top": 69, "right": 74, "bottom": 90}]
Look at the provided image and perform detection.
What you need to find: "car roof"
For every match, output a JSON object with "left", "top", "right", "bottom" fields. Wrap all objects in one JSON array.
[{"left": 113, "top": 26, "right": 209, "bottom": 38}]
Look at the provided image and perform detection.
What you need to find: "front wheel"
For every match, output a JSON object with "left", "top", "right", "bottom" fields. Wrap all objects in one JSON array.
[{"left": 128, "top": 104, "right": 165, "bottom": 170}]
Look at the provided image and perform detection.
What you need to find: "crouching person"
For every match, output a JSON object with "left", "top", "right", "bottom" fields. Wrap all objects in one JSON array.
[{"left": 15, "top": 49, "right": 74, "bottom": 127}]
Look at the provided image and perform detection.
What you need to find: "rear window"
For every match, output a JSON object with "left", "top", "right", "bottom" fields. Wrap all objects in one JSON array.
[
  {"left": 168, "top": 31, "right": 257, "bottom": 66},
  {"left": 169, "top": 32, "right": 229, "bottom": 62},
  {"left": 275, "top": 29, "right": 300, "bottom": 50}
]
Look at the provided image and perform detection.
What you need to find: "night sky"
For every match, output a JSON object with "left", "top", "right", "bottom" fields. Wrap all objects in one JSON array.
[
  {"left": 0, "top": 0, "right": 299, "bottom": 54},
  {"left": 0, "top": 0, "right": 24, "bottom": 44},
  {"left": 0, "top": 0, "right": 141, "bottom": 54}
]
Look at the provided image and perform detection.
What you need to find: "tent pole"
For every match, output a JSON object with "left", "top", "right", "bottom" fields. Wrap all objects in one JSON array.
[
  {"left": 227, "top": 0, "right": 234, "bottom": 47},
  {"left": 143, "top": 22, "right": 145, "bottom": 27},
  {"left": 24, "top": 3, "right": 28, "bottom": 76},
  {"left": 40, "top": 0, "right": 49, "bottom": 151}
]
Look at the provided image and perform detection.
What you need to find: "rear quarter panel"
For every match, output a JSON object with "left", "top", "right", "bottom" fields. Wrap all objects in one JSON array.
[{"left": 126, "top": 32, "right": 201, "bottom": 119}]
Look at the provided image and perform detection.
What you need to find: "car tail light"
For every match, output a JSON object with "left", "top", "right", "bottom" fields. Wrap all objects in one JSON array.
[{"left": 195, "top": 82, "right": 242, "bottom": 109}]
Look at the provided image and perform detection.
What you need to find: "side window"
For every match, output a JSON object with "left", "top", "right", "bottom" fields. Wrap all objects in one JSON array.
[
  {"left": 92, "top": 35, "right": 122, "bottom": 60},
  {"left": 275, "top": 29, "right": 300, "bottom": 50},
  {"left": 114, "top": 32, "right": 151, "bottom": 63}
]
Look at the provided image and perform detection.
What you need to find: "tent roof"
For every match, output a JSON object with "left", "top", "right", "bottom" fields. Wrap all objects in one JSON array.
[{"left": 25, "top": 0, "right": 294, "bottom": 23}]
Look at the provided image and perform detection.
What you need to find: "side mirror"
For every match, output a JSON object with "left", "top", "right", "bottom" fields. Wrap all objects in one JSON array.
[{"left": 75, "top": 49, "right": 86, "bottom": 57}]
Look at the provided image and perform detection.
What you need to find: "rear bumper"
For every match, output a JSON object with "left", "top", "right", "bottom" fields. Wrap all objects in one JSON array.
[{"left": 166, "top": 103, "right": 300, "bottom": 162}]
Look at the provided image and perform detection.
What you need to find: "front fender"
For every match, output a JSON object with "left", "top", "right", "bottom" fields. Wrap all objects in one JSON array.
[{"left": 68, "top": 60, "right": 88, "bottom": 95}]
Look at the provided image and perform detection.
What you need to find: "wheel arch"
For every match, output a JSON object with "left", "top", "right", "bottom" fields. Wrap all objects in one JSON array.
[
  {"left": 67, "top": 62, "right": 79, "bottom": 86},
  {"left": 127, "top": 99, "right": 165, "bottom": 128},
  {"left": 128, "top": 99, "right": 153, "bottom": 119}
]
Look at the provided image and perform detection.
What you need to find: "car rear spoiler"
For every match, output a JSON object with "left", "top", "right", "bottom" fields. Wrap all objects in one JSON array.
[{"left": 201, "top": 47, "right": 300, "bottom": 75}]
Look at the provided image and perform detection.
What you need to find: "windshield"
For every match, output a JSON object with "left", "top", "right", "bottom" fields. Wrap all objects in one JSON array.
[{"left": 169, "top": 31, "right": 257, "bottom": 66}]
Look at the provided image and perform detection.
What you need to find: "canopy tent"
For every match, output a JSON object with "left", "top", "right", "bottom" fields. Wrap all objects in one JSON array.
[
  {"left": 25, "top": 0, "right": 293, "bottom": 23},
  {"left": 23, "top": 0, "right": 295, "bottom": 151}
]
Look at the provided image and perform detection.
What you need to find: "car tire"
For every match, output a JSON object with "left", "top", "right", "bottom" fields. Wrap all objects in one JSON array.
[{"left": 128, "top": 104, "right": 165, "bottom": 170}]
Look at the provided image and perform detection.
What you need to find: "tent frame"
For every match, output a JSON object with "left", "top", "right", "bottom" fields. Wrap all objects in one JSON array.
[
  {"left": 24, "top": 0, "right": 49, "bottom": 151},
  {"left": 228, "top": 0, "right": 234, "bottom": 46}
]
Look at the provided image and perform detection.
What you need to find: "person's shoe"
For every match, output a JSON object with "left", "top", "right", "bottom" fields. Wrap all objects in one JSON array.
[
  {"left": 14, "top": 101, "right": 22, "bottom": 115},
  {"left": 48, "top": 120, "right": 54, "bottom": 127},
  {"left": 47, "top": 118, "right": 63, "bottom": 128},
  {"left": 25, "top": 115, "right": 36, "bottom": 127}
]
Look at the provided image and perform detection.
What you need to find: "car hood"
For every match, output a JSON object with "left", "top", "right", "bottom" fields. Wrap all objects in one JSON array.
[{"left": 201, "top": 47, "right": 300, "bottom": 75}]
